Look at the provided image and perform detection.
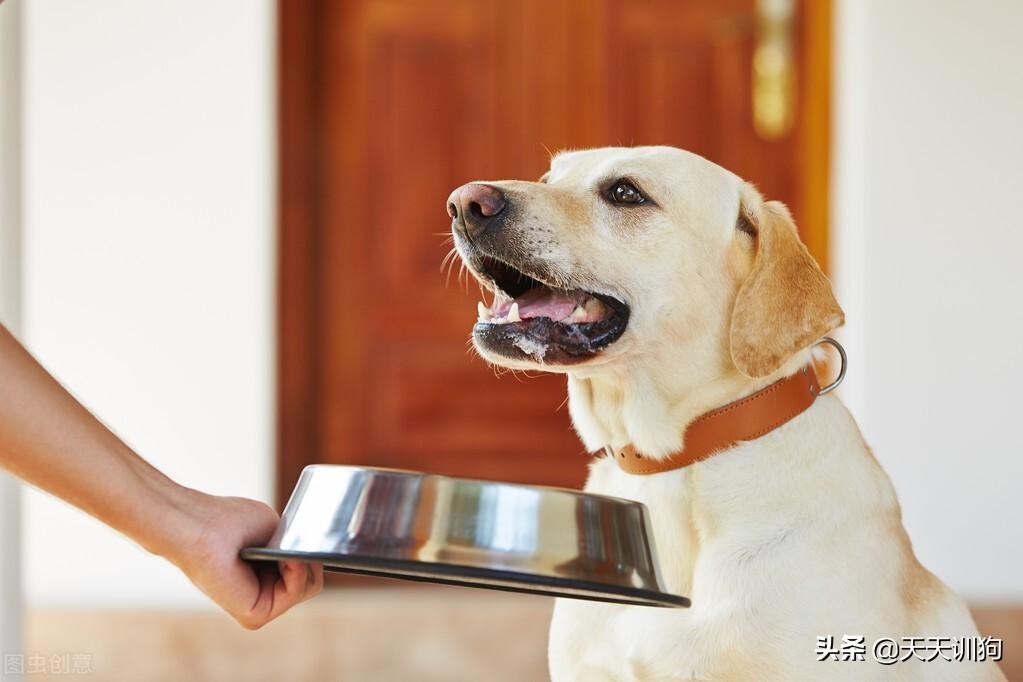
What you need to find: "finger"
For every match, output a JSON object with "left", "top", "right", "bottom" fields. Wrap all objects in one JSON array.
[
  {"left": 276, "top": 561, "right": 323, "bottom": 614},
  {"left": 239, "top": 562, "right": 279, "bottom": 630},
  {"left": 311, "top": 562, "right": 325, "bottom": 592},
  {"left": 269, "top": 560, "right": 309, "bottom": 618},
  {"left": 301, "top": 562, "right": 325, "bottom": 602},
  {"left": 282, "top": 559, "right": 309, "bottom": 595}
]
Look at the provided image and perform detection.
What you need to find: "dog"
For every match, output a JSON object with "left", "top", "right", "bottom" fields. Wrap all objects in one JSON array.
[{"left": 447, "top": 146, "right": 1005, "bottom": 681}]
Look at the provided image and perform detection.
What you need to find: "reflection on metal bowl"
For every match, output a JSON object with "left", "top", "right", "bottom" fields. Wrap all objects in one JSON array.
[{"left": 242, "top": 465, "right": 689, "bottom": 608}]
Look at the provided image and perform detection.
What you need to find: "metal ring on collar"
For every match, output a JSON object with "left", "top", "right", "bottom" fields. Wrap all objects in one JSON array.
[{"left": 814, "top": 337, "right": 847, "bottom": 395}]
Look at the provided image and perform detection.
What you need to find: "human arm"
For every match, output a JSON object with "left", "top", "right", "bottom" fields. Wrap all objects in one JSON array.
[{"left": 0, "top": 323, "right": 322, "bottom": 628}]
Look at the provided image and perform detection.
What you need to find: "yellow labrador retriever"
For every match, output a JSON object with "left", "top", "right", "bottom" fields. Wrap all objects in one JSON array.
[{"left": 446, "top": 146, "right": 1004, "bottom": 682}]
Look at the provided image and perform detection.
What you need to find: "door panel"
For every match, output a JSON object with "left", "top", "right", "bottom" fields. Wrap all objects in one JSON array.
[{"left": 278, "top": 0, "right": 830, "bottom": 503}]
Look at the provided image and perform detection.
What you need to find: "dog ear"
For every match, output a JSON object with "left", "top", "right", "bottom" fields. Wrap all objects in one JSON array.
[{"left": 729, "top": 198, "right": 844, "bottom": 378}]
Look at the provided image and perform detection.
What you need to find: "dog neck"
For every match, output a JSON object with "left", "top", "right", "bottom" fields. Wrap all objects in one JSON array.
[{"left": 567, "top": 349, "right": 813, "bottom": 459}]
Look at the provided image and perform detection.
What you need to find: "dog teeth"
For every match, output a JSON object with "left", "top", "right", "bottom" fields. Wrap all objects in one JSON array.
[
  {"left": 570, "top": 304, "right": 587, "bottom": 322},
  {"left": 507, "top": 302, "right": 521, "bottom": 323},
  {"left": 477, "top": 301, "right": 491, "bottom": 323}
]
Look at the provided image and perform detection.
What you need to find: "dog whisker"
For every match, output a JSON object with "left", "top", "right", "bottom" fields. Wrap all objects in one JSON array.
[{"left": 441, "top": 247, "right": 461, "bottom": 287}]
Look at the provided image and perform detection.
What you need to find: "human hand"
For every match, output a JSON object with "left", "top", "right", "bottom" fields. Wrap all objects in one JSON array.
[
  {"left": 166, "top": 493, "right": 324, "bottom": 630},
  {"left": 0, "top": 324, "right": 324, "bottom": 628}
]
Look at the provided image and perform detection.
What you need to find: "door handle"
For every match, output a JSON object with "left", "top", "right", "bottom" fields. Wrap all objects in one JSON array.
[{"left": 753, "top": 0, "right": 796, "bottom": 140}]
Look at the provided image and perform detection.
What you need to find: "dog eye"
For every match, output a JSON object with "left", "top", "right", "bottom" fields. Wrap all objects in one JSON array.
[{"left": 608, "top": 181, "right": 645, "bottom": 205}]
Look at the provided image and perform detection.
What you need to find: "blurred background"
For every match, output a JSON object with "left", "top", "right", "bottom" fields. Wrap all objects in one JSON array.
[{"left": 0, "top": 0, "right": 1020, "bottom": 680}]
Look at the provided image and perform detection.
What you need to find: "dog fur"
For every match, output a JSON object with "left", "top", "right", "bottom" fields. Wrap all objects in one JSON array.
[{"left": 451, "top": 146, "right": 1005, "bottom": 681}]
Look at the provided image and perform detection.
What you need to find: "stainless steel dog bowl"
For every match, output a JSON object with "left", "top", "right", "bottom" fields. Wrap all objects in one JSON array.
[{"left": 242, "top": 465, "right": 689, "bottom": 607}]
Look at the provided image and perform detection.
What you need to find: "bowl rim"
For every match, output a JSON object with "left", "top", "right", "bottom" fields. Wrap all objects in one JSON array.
[
  {"left": 240, "top": 547, "right": 691, "bottom": 608},
  {"left": 296, "top": 463, "right": 646, "bottom": 506}
]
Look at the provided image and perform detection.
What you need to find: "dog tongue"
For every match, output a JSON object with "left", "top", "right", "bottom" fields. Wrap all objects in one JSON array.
[{"left": 514, "top": 287, "right": 578, "bottom": 321}]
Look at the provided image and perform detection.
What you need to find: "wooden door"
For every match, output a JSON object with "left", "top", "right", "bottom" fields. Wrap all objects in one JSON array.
[{"left": 278, "top": 0, "right": 830, "bottom": 504}]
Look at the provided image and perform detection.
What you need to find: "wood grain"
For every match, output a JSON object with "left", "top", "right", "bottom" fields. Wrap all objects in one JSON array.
[{"left": 277, "top": 0, "right": 833, "bottom": 504}]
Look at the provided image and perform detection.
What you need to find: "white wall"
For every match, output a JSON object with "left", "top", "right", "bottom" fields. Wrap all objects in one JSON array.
[
  {"left": 1, "top": 0, "right": 25, "bottom": 654},
  {"left": 833, "top": 0, "right": 1023, "bottom": 600},
  {"left": 20, "top": 0, "right": 276, "bottom": 607}
]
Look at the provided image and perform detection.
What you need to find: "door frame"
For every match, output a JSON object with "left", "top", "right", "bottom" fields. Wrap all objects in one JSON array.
[
  {"left": 277, "top": 0, "right": 327, "bottom": 506},
  {"left": 274, "top": 0, "right": 832, "bottom": 507}
]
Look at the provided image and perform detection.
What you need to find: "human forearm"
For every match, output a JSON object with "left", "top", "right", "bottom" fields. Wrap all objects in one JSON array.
[
  {"left": 0, "top": 322, "right": 323, "bottom": 627},
  {"left": 0, "top": 323, "right": 201, "bottom": 558}
]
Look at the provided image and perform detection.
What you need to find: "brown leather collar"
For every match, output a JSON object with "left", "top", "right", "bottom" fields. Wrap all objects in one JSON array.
[{"left": 608, "top": 365, "right": 821, "bottom": 475}]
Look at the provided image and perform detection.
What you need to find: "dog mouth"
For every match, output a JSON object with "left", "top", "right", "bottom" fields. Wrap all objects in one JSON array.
[{"left": 468, "top": 254, "right": 630, "bottom": 364}]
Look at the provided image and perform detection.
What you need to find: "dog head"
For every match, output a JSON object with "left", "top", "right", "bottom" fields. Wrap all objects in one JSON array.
[{"left": 448, "top": 146, "right": 843, "bottom": 379}]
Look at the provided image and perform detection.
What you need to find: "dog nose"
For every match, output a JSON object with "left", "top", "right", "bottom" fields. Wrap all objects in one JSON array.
[{"left": 447, "top": 183, "right": 506, "bottom": 237}]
